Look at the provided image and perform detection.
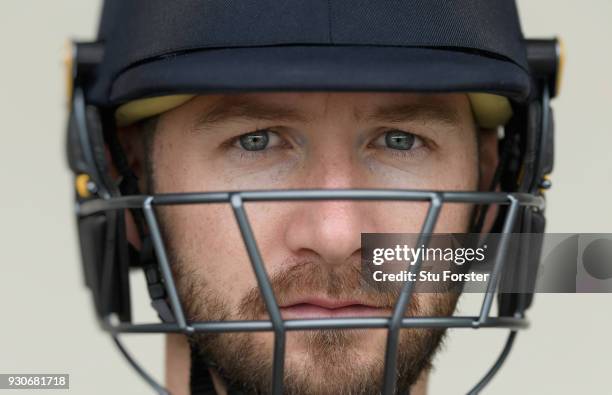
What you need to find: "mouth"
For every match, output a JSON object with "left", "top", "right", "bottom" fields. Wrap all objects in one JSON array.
[{"left": 279, "top": 297, "right": 390, "bottom": 319}]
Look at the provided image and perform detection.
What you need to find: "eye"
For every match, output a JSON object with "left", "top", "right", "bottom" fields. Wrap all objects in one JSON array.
[
  {"left": 373, "top": 129, "right": 423, "bottom": 151},
  {"left": 234, "top": 129, "right": 281, "bottom": 151}
]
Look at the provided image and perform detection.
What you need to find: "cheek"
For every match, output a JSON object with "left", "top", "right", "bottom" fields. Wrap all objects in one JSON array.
[
  {"left": 426, "top": 137, "right": 480, "bottom": 191},
  {"left": 152, "top": 135, "right": 257, "bottom": 303},
  {"left": 363, "top": 140, "right": 479, "bottom": 193},
  {"left": 356, "top": 202, "right": 472, "bottom": 234},
  {"left": 362, "top": 142, "right": 478, "bottom": 233},
  {"left": 160, "top": 204, "right": 258, "bottom": 314},
  {"left": 432, "top": 141, "right": 479, "bottom": 232}
]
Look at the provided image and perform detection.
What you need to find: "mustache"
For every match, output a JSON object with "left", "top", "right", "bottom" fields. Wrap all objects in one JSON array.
[{"left": 238, "top": 257, "right": 419, "bottom": 320}]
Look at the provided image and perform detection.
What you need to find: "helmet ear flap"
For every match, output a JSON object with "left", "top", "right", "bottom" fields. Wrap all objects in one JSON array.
[
  {"left": 77, "top": 202, "right": 132, "bottom": 323},
  {"left": 77, "top": 212, "right": 107, "bottom": 316},
  {"left": 497, "top": 207, "right": 545, "bottom": 317}
]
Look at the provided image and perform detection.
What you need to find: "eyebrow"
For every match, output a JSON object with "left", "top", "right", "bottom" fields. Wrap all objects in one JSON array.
[
  {"left": 191, "top": 98, "right": 310, "bottom": 133},
  {"left": 358, "top": 102, "right": 462, "bottom": 126},
  {"left": 191, "top": 96, "right": 463, "bottom": 133}
]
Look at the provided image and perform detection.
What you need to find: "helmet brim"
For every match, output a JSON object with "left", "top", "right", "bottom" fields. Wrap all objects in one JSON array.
[{"left": 109, "top": 45, "right": 531, "bottom": 105}]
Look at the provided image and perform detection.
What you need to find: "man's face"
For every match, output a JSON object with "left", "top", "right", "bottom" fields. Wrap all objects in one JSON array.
[{"left": 133, "top": 92, "right": 486, "bottom": 394}]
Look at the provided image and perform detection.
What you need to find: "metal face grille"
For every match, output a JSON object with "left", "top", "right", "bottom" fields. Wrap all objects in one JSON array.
[{"left": 78, "top": 189, "right": 544, "bottom": 395}]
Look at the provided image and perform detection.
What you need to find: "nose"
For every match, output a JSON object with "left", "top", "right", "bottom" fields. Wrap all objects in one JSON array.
[
  {"left": 284, "top": 200, "right": 365, "bottom": 265},
  {"left": 283, "top": 148, "right": 375, "bottom": 265}
]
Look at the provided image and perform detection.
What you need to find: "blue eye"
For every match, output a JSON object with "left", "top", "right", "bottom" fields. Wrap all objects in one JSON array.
[
  {"left": 239, "top": 130, "right": 270, "bottom": 151},
  {"left": 233, "top": 129, "right": 284, "bottom": 153},
  {"left": 384, "top": 130, "right": 415, "bottom": 150}
]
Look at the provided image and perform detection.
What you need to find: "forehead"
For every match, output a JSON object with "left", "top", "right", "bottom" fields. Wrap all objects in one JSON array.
[{"left": 171, "top": 92, "right": 473, "bottom": 129}]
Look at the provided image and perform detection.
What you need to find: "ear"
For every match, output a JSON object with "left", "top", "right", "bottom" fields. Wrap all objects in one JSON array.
[
  {"left": 116, "top": 124, "right": 148, "bottom": 192},
  {"left": 114, "top": 124, "right": 149, "bottom": 249},
  {"left": 478, "top": 128, "right": 500, "bottom": 233}
]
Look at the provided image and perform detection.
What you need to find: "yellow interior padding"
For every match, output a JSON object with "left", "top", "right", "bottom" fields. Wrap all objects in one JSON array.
[
  {"left": 115, "top": 95, "right": 194, "bottom": 127},
  {"left": 468, "top": 93, "right": 513, "bottom": 129},
  {"left": 116, "top": 92, "right": 512, "bottom": 129}
]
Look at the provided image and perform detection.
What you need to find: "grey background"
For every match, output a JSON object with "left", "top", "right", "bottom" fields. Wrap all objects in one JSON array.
[{"left": 0, "top": 1, "right": 610, "bottom": 394}]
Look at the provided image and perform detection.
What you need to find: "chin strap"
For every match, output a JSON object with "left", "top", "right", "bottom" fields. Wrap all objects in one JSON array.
[
  {"left": 138, "top": 236, "right": 177, "bottom": 323},
  {"left": 189, "top": 343, "right": 217, "bottom": 394}
]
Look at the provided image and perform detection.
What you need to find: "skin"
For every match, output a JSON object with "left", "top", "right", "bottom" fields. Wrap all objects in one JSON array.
[{"left": 119, "top": 92, "right": 498, "bottom": 395}]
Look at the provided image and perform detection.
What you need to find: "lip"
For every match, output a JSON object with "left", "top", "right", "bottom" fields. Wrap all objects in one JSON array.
[{"left": 279, "top": 297, "right": 389, "bottom": 319}]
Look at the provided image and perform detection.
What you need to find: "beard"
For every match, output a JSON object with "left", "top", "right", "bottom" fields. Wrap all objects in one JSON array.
[{"left": 170, "top": 248, "right": 459, "bottom": 395}]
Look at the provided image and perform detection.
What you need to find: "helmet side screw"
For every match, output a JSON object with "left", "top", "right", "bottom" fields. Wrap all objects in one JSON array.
[
  {"left": 75, "top": 174, "right": 98, "bottom": 198},
  {"left": 539, "top": 177, "right": 552, "bottom": 190}
]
